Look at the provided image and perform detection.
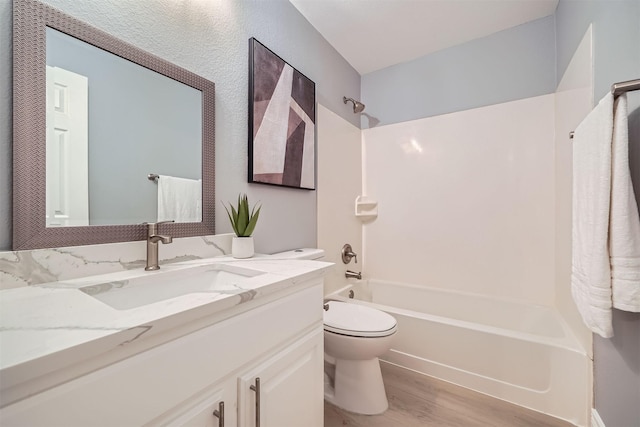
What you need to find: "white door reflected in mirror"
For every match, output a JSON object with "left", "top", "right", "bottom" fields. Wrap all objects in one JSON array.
[{"left": 46, "top": 65, "right": 89, "bottom": 227}]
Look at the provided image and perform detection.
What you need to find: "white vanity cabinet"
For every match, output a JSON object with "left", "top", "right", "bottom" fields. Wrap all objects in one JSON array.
[
  {"left": 159, "top": 378, "right": 235, "bottom": 427},
  {"left": 236, "top": 329, "right": 323, "bottom": 427},
  {"left": 0, "top": 281, "right": 324, "bottom": 427},
  {"left": 162, "top": 329, "right": 323, "bottom": 427}
]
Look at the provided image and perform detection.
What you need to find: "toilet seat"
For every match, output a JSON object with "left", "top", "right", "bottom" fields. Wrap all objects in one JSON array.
[{"left": 323, "top": 301, "right": 397, "bottom": 338}]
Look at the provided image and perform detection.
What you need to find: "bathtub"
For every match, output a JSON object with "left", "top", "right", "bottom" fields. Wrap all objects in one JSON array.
[{"left": 328, "top": 280, "right": 590, "bottom": 426}]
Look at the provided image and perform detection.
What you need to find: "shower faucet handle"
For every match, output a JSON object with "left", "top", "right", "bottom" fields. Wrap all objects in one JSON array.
[{"left": 341, "top": 243, "right": 358, "bottom": 264}]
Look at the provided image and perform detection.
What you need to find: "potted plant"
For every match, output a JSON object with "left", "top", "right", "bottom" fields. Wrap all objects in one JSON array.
[{"left": 224, "top": 194, "right": 261, "bottom": 258}]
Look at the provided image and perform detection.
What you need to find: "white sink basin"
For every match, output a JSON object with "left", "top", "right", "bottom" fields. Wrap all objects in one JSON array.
[{"left": 80, "top": 264, "right": 265, "bottom": 310}]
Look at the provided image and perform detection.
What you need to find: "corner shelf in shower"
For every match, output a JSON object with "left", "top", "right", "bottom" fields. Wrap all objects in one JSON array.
[{"left": 355, "top": 196, "right": 378, "bottom": 221}]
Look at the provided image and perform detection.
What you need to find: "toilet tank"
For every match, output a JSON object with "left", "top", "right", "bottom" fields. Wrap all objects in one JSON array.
[{"left": 270, "top": 248, "right": 325, "bottom": 260}]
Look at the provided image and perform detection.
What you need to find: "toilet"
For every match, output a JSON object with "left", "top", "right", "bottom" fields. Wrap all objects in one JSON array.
[
  {"left": 271, "top": 248, "right": 398, "bottom": 415},
  {"left": 323, "top": 301, "right": 396, "bottom": 414}
]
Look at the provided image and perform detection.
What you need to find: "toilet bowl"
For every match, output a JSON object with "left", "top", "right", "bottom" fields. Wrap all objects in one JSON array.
[
  {"left": 323, "top": 300, "right": 397, "bottom": 415},
  {"left": 269, "top": 248, "right": 397, "bottom": 415}
]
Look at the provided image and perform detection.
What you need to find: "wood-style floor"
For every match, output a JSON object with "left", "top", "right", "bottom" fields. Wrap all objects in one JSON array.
[{"left": 325, "top": 362, "right": 574, "bottom": 427}]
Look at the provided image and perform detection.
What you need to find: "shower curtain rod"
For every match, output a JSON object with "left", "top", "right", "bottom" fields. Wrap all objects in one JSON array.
[{"left": 569, "top": 77, "right": 640, "bottom": 139}]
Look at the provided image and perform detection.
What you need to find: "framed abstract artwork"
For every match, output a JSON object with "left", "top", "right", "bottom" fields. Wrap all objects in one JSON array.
[{"left": 248, "top": 38, "right": 316, "bottom": 190}]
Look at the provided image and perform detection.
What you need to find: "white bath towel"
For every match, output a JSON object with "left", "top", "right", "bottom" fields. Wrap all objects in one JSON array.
[
  {"left": 572, "top": 93, "right": 615, "bottom": 338},
  {"left": 572, "top": 93, "right": 640, "bottom": 338},
  {"left": 609, "top": 94, "right": 640, "bottom": 312},
  {"left": 157, "top": 175, "right": 202, "bottom": 223}
]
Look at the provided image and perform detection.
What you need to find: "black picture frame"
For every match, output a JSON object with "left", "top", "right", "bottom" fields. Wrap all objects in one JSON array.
[{"left": 248, "top": 38, "right": 316, "bottom": 190}]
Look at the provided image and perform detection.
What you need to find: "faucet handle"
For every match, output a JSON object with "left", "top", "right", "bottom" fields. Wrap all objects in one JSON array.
[
  {"left": 341, "top": 243, "right": 358, "bottom": 264},
  {"left": 143, "top": 220, "right": 175, "bottom": 226},
  {"left": 143, "top": 220, "right": 175, "bottom": 234}
]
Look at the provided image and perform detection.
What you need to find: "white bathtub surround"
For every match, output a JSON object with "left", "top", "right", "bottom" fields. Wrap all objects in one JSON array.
[
  {"left": 0, "top": 256, "right": 332, "bottom": 408},
  {"left": 0, "top": 233, "right": 233, "bottom": 290},
  {"left": 591, "top": 409, "right": 606, "bottom": 427},
  {"left": 572, "top": 92, "right": 640, "bottom": 337},
  {"left": 362, "top": 94, "right": 556, "bottom": 305},
  {"left": 554, "top": 26, "right": 594, "bottom": 356},
  {"left": 316, "top": 104, "right": 363, "bottom": 295},
  {"left": 329, "top": 281, "right": 590, "bottom": 426},
  {"left": 355, "top": 92, "right": 595, "bottom": 424}
]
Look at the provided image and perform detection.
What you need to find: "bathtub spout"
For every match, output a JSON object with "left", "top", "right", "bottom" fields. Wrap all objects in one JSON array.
[{"left": 345, "top": 270, "right": 362, "bottom": 280}]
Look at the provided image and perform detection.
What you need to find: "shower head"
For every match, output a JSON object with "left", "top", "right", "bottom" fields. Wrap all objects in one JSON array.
[{"left": 343, "top": 96, "right": 365, "bottom": 114}]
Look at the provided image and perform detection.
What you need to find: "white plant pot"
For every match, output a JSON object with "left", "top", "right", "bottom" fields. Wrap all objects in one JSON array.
[{"left": 232, "top": 236, "right": 254, "bottom": 259}]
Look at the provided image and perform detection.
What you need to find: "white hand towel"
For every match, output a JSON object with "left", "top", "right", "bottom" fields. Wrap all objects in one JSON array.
[
  {"left": 609, "top": 94, "right": 640, "bottom": 312},
  {"left": 571, "top": 93, "right": 615, "bottom": 338},
  {"left": 157, "top": 175, "right": 202, "bottom": 223}
]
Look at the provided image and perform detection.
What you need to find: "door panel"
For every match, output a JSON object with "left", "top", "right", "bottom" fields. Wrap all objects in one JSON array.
[{"left": 46, "top": 65, "right": 89, "bottom": 227}]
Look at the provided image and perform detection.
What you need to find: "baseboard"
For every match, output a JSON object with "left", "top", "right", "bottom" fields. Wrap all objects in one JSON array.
[{"left": 591, "top": 409, "right": 605, "bottom": 427}]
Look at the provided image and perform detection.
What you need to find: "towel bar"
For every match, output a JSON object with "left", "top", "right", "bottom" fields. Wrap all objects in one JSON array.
[
  {"left": 148, "top": 173, "right": 159, "bottom": 182},
  {"left": 569, "top": 78, "right": 639, "bottom": 140}
]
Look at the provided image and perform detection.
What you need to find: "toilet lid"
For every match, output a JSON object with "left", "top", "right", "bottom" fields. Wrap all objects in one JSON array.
[{"left": 323, "top": 301, "right": 397, "bottom": 337}]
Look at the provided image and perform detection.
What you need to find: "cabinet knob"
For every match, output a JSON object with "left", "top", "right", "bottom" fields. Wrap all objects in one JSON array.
[
  {"left": 212, "top": 401, "right": 224, "bottom": 427},
  {"left": 250, "top": 377, "right": 261, "bottom": 427}
]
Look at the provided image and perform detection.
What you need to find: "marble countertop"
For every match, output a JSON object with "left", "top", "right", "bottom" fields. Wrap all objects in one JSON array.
[{"left": 0, "top": 255, "right": 332, "bottom": 400}]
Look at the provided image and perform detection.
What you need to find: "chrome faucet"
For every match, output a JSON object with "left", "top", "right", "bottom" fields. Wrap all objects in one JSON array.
[
  {"left": 144, "top": 220, "right": 174, "bottom": 271},
  {"left": 345, "top": 270, "right": 362, "bottom": 280}
]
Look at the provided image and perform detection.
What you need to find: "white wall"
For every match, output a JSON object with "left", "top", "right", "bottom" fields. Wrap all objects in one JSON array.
[
  {"left": 553, "top": 26, "right": 594, "bottom": 357},
  {"left": 317, "top": 104, "right": 362, "bottom": 295},
  {"left": 362, "top": 95, "right": 556, "bottom": 305}
]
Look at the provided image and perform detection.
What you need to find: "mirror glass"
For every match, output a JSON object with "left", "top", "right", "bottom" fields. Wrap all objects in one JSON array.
[
  {"left": 45, "top": 28, "right": 202, "bottom": 227},
  {"left": 13, "top": 0, "right": 215, "bottom": 250}
]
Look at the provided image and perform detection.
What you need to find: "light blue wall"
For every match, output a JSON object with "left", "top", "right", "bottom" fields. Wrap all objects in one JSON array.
[
  {"left": 0, "top": 0, "right": 361, "bottom": 252},
  {"left": 556, "top": 0, "right": 640, "bottom": 100},
  {"left": 556, "top": 2, "right": 640, "bottom": 426},
  {"left": 47, "top": 28, "right": 202, "bottom": 225},
  {"left": 360, "top": 15, "right": 556, "bottom": 128}
]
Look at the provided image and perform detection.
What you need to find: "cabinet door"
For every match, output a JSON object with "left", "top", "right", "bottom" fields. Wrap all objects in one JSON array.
[
  {"left": 238, "top": 329, "right": 323, "bottom": 427},
  {"left": 145, "top": 377, "right": 236, "bottom": 427}
]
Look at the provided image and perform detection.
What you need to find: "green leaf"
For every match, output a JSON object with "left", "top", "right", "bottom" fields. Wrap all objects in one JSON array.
[
  {"left": 230, "top": 204, "right": 238, "bottom": 223},
  {"left": 237, "top": 194, "right": 249, "bottom": 235},
  {"left": 223, "top": 203, "right": 239, "bottom": 236},
  {"left": 244, "top": 205, "right": 261, "bottom": 237}
]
